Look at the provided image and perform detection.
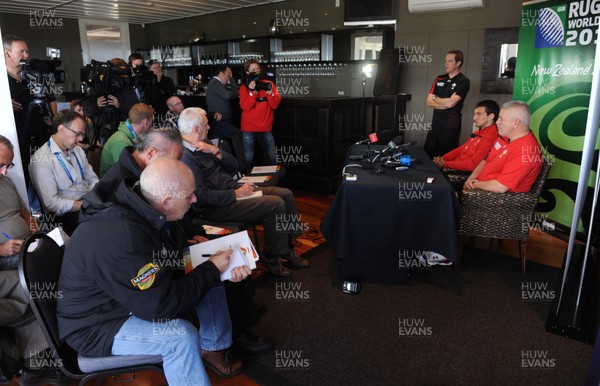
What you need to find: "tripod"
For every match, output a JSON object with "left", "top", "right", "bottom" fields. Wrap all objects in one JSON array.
[{"left": 89, "top": 104, "right": 121, "bottom": 151}]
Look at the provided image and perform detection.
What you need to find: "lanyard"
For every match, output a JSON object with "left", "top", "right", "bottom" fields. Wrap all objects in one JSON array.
[
  {"left": 126, "top": 119, "right": 137, "bottom": 139},
  {"left": 47, "top": 140, "right": 85, "bottom": 184}
]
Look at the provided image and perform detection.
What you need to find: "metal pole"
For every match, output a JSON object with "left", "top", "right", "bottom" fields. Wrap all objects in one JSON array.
[{"left": 556, "top": 38, "right": 600, "bottom": 315}]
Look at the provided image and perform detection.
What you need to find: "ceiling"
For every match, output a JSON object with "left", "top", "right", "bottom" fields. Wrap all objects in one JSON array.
[{"left": 0, "top": 0, "right": 288, "bottom": 25}]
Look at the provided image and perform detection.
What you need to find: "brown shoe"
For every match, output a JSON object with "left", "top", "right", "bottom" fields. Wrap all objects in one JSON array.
[
  {"left": 201, "top": 349, "right": 244, "bottom": 378},
  {"left": 285, "top": 249, "right": 310, "bottom": 268},
  {"left": 262, "top": 257, "right": 292, "bottom": 277}
]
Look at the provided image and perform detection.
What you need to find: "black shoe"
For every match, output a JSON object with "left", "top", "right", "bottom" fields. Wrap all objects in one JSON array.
[
  {"left": 255, "top": 301, "right": 267, "bottom": 316},
  {"left": 236, "top": 330, "right": 274, "bottom": 355},
  {"left": 20, "top": 368, "right": 74, "bottom": 386},
  {"left": 262, "top": 257, "right": 292, "bottom": 277}
]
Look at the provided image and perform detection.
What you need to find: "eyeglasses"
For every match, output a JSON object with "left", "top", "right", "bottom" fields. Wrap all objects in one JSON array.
[
  {"left": 0, "top": 162, "right": 15, "bottom": 170},
  {"left": 169, "top": 102, "right": 184, "bottom": 107},
  {"left": 65, "top": 126, "right": 85, "bottom": 138}
]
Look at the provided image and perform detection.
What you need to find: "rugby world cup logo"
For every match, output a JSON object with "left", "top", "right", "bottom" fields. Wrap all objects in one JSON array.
[{"left": 535, "top": 7, "right": 566, "bottom": 48}]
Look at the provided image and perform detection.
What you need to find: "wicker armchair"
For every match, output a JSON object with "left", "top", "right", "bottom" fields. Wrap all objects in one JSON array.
[
  {"left": 457, "top": 159, "right": 552, "bottom": 273},
  {"left": 442, "top": 169, "right": 471, "bottom": 191}
]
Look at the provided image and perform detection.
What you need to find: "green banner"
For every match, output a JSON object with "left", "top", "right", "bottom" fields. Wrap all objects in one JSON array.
[{"left": 514, "top": 0, "right": 599, "bottom": 230}]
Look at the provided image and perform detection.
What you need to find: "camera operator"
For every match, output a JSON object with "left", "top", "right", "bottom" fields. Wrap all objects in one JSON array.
[
  {"left": 127, "top": 52, "right": 163, "bottom": 116},
  {"left": 239, "top": 59, "right": 280, "bottom": 169},
  {"left": 148, "top": 59, "right": 176, "bottom": 115},
  {"left": 3, "top": 34, "right": 54, "bottom": 182},
  {"left": 84, "top": 58, "right": 138, "bottom": 143}
]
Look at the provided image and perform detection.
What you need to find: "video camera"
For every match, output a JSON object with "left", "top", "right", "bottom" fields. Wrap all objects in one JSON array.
[
  {"left": 80, "top": 59, "right": 130, "bottom": 97},
  {"left": 19, "top": 58, "right": 65, "bottom": 100},
  {"left": 129, "top": 64, "right": 157, "bottom": 95},
  {"left": 246, "top": 72, "right": 273, "bottom": 92}
]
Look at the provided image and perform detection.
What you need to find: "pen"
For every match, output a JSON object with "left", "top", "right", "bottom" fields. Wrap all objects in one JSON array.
[
  {"left": 202, "top": 254, "right": 212, "bottom": 257},
  {"left": 2, "top": 232, "right": 11, "bottom": 240}
]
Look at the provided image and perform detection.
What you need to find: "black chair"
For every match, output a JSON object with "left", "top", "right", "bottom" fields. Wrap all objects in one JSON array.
[{"left": 18, "top": 233, "right": 163, "bottom": 386}]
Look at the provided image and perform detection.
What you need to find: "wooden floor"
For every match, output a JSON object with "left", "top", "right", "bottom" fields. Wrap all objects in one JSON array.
[{"left": 3, "top": 189, "right": 569, "bottom": 386}]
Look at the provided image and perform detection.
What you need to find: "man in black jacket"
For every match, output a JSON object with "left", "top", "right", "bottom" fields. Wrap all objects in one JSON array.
[
  {"left": 97, "top": 127, "right": 274, "bottom": 355},
  {"left": 178, "top": 107, "right": 309, "bottom": 277},
  {"left": 57, "top": 158, "right": 251, "bottom": 385}
]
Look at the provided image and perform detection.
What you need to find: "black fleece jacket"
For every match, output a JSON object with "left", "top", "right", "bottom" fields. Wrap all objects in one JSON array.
[{"left": 56, "top": 176, "right": 220, "bottom": 357}]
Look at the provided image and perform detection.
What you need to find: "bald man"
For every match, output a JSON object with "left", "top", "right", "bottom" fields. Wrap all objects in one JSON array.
[
  {"left": 464, "top": 100, "right": 542, "bottom": 193},
  {"left": 57, "top": 158, "right": 250, "bottom": 385},
  {"left": 99, "top": 103, "right": 154, "bottom": 176}
]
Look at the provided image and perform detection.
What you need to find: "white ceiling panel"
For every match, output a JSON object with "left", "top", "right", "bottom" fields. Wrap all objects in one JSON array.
[{"left": 0, "top": 0, "right": 288, "bottom": 25}]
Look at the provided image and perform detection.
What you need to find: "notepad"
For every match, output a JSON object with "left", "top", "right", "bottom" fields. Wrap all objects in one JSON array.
[
  {"left": 185, "top": 231, "right": 259, "bottom": 281},
  {"left": 238, "top": 175, "right": 272, "bottom": 184},
  {"left": 251, "top": 165, "right": 280, "bottom": 174}
]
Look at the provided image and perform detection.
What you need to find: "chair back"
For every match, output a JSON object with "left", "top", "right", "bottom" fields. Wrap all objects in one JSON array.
[
  {"left": 18, "top": 233, "right": 83, "bottom": 377},
  {"left": 529, "top": 158, "right": 552, "bottom": 196}
]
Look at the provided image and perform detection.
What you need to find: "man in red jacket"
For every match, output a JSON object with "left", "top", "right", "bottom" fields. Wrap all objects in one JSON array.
[
  {"left": 239, "top": 59, "right": 280, "bottom": 170},
  {"left": 433, "top": 99, "right": 499, "bottom": 171}
]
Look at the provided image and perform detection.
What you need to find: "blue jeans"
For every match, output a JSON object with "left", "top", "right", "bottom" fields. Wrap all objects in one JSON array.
[
  {"left": 111, "top": 285, "right": 232, "bottom": 386},
  {"left": 242, "top": 131, "right": 277, "bottom": 169}
]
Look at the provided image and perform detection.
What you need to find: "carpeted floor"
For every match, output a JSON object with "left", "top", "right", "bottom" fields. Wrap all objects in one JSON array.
[{"left": 244, "top": 244, "right": 594, "bottom": 386}]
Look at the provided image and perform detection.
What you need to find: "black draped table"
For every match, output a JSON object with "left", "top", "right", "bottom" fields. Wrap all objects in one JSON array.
[{"left": 320, "top": 145, "right": 463, "bottom": 284}]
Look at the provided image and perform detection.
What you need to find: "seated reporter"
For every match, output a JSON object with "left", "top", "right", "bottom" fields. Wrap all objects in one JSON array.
[
  {"left": 0, "top": 135, "right": 73, "bottom": 385},
  {"left": 95, "top": 127, "right": 274, "bottom": 356},
  {"left": 178, "top": 107, "right": 309, "bottom": 277},
  {"left": 464, "top": 101, "right": 542, "bottom": 193},
  {"left": 29, "top": 110, "right": 99, "bottom": 235},
  {"left": 99, "top": 103, "right": 154, "bottom": 177},
  {"left": 57, "top": 158, "right": 250, "bottom": 384}
]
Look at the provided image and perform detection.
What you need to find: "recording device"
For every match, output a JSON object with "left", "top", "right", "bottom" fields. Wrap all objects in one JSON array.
[
  {"left": 80, "top": 59, "right": 130, "bottom": 97},
  {"left": 19, "top": 49, "right": 65, "bottom": 121},
  {"left": 129, "top": 64, "right": 157, "bottom": 95},
  {"left": 247, "top": 71, "right": 273, "bottom": 92},
  {"left": 19, "top": 58, "right": 65, "bottom": 99},
  {"left": 341, "top": 281, "right": 361, "bottom": 294}
]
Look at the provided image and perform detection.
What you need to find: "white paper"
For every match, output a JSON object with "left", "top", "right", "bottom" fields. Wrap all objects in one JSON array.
[
  {"left": 236, "top": 190, "right": 263, "bottom": 201},
  {"left": 251, "top": 165, "right": 279, "bottom": 174},
  {"left": 238, "top": 176, "right": 271, "bottom": 184},
  {"left": 188, "top": 231, "right": 259, "bottom": 281},
  {"left": 47, "top": 226, "right": 70, "bottom": 247}
]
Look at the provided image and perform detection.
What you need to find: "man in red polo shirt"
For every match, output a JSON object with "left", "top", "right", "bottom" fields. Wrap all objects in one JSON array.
[
  {"left": 464, "top": 100, "right": 542, "bottom": 193},
  {"left": 433, "top": 99, "right": 499, "bottom": 172}
]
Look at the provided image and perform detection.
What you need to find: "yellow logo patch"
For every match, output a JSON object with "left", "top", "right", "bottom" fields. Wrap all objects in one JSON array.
[{"left": 131, "top": 263, "right": 160, "bottom": 290}]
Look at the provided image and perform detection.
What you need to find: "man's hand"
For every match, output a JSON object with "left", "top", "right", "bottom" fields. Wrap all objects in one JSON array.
[
  {"left": 432, "top": 157, "right": 445, "bottom": 168},
  {"left": 187, "top": 235, "right": 209, "bottom": 245},
  {"left": 248, "top": 80, "right": 257, "bottom": 91},
  {"left": 209, "top": 249, "right": 232, "bottom": 272},
  {"left": 106, "top": 95, "right": 120, "bottom": 108},
  {"left": 191, "top": 141, "right": 219, "bottom": 155},
  {"left": 12, "top": 99, "right": 22, "bottom": 111},
  {"left": 71, "top": 200, "right": 83, "bottom": 211},
  {"left": 229, "top": 266, "right": 252, "bottom": 282},
  {"left": 235, "top": 183, "right": 255, "bottom": 199},
  {"left": 213, "top": 112, "right": 222, "bottom": 121},
  {"left": 0, "top": 239, "right": 24, "bottom": 257},
  {"left": 464, "top": 178, "right": 477, "bottom": 191}
]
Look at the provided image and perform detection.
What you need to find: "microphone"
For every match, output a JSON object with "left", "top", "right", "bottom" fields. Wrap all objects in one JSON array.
[
  {"left": 391, "top": 140, "right": 418, "bottom": 156},
  {"left": 354, "top": 132, "right": 380, "bottom": 145},
  {"left": 381, "top": 136, "right": 404, "bottom": 155}
]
